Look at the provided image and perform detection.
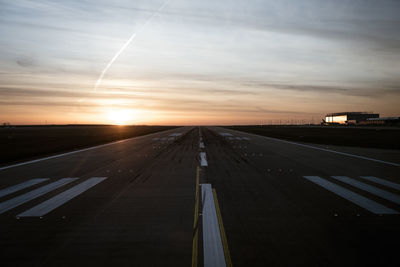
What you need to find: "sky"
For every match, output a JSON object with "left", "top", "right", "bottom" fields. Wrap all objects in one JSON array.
[{"left": 0, "top": 0, "right": 399, "bottom": 125}]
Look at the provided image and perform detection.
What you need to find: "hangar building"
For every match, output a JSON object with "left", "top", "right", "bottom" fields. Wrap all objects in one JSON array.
[{"left": 325, "top": 112, "right": 379, "bottom": 124}]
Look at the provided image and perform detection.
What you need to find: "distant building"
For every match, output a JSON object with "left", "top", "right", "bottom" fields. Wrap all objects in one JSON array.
[
  {"left": 324, "top": 112, "right": 379, "bottom": 125},
  {"left": 360, "top": 117, "right": 400, "bottom": 126}
]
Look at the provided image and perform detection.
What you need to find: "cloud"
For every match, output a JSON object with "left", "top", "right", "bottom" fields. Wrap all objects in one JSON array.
[{"left": 15, "top": 56, "right": 35, "bottom": 68}]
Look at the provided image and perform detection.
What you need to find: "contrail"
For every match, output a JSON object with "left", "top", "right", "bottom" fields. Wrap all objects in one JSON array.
[{"left": 94, "top": 0, "right": 170, "bottom": 91}]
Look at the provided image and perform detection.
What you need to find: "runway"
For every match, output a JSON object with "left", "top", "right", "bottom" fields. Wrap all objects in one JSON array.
[{"left": 0, "top": 126, "right": 399, "bottom": 266}]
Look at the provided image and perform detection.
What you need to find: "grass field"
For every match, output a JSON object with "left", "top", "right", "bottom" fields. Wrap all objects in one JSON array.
[
  {"left": 0, "top": 125, "right": 177, "bottom": 164},
  {"left": 227, "top": 125, "right": 400, "bottom": 150}
]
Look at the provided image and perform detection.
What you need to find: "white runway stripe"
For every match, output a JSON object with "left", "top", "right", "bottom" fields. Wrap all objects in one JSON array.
[
  {"left": 200, "top": 141, "right": 205, "bottom": 149},
  {"left": 0, "top": 178, "right": 77, "bottom": 214},
  {"left": 359, "top": 176, "right": 400, "bottom": 191},
  {"left": 18, "top": 177, "right": 107, "bottom": 217},
  {"left": 303, "top": 176, "right": 398, "bottom": 214},
  {"left": 227, "top": 128, "right": 400, "bottom": 167},
  {"left": 331, "top": 176, "right": 400, "bottom": 205},
  {"left": 200, "top": 152, "right": 208, "bottom": 166},
  {"left": 201, "top": 184, "right": 226, "bottom": 267},
  {"left": 0, "top": 178, "right": 48, "bottom": 198}
]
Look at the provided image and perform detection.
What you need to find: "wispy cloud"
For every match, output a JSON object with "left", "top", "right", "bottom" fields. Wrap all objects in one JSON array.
[{"left": 1, "top": 0, "right": 399, "bottom": 124}]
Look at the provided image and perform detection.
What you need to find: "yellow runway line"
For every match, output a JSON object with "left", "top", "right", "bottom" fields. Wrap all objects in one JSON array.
[
  {"left": 192, "top": 167, "right": 200, "bottom": 267},
  {"left": 213, "top": 188, "right": 233, "bottom": 267}
]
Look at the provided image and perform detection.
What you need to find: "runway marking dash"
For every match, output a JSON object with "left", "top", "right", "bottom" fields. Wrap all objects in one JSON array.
[
  {"left": 0, "top": 178, "right": 77, "bottom": 214},
  {"left": 303, "top": 176, "right": 398, "bottom": 214},
  {"left": 18, "top": 177, "right": 107, "bottom": 217},
  {"left": 201, "top": 184, "right": 226, "bottom": 267},
  {"left": 200, "top": 152, "right": 208, "bottom": 167},
  {"left": 331, "top": 176, "right": 400, "bottom": 205},
  {"left": 359, "top": 176, "right": 400, "bottom": 191},
  {"left": 0, "top": 179, "right": 49, "bottom": 198}
]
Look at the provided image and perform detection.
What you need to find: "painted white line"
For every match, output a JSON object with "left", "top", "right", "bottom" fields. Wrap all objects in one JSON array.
[
  {"left": 200, "top": 152, "right": 208, "bottom": 166},
  {"left": 360, "top": 176, "right": 400, "bottom": 191},
  {"left": 227, "top": 137, "right": 235, "bottom": 140},
  {"left": 200, "top": 142, "right": 205, "bottom": 149},
  {"left": 227, "top": 129, "right": 400, "bottom": 167},
  {"left": 303, "top": 176, "right": 398, "bottom": 214},
  {"left": 0, "top": 179, "right": 49, "bottom": 198},
  {"left": 0, "top": 128, "right": 186, "bottom": 172},
  {"left": 242, "top": 137, "right": 250, "bottom": 140},
  {"left": 169, "top": 133, "right": 182, "bottom": 137},
  {"left": 201, "top": 184, "right": 226, "bottom": 267},
  {"left": 219, "top": 132, "right": 233, "bottom": 137},
  {"left": 331, "top": 176, "right": 400, "bottom": 205},
  {"left": 0, "top": 178, "right": 77, "bottom": 214},
  {"left": 18, "top": 177, "right": 107, "bottom": 217}
]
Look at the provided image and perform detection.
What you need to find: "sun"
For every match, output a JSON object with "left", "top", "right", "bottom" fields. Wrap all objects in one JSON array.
[{"left": 106, "top": 109, "right": 134, "bottom": 125}]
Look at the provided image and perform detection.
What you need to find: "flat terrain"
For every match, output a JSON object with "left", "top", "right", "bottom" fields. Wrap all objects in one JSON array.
[
  {"left": 0, "top": 125, "right": 177, "bottom": 164},
  {"left": 0, "top": 126, "right": 399, "bottom": 266},
  {"left": 227, "top": 125, "right": 400, "bottom": 150}
]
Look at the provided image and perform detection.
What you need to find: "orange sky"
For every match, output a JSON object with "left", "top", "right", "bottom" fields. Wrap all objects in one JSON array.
[{"left": 1, "top": 0, "right": 399, "bottom": 125}]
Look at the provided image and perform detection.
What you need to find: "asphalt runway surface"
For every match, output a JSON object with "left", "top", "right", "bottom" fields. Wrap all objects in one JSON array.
[{"left": 0, "top": 126, "right": 399, "bottom": 266}]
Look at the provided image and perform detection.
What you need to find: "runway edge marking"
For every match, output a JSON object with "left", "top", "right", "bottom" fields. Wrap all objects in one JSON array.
[
  {"left": 225, "top": 127, "right": 400, "bottom": 167},
  {"left": 0, "top": 127, "right": 187, "bottom": 171}
]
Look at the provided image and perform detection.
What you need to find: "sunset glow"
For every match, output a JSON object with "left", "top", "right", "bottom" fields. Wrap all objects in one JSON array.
[
  {"left": 106, "top": 109, "right": 135, "bottom": 125},
  {"left": 0, "top": 0, "right": 399, "bottom": 125}
]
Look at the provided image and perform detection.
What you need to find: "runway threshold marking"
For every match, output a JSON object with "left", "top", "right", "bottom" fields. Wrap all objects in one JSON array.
[
  {"left": 201, "top": 184, "right": 226, "bottom": 267},
  {"left": 331, "top": 176, "right": 400, "bottom": 205},
  {"left": 0, "top": 178, "right": 77, "bottom": 214},
  {"left": 18, "top": 177, "right": 107, "bottom": 217},
  {"left": 0, "top": 178, "right": 49, "bottom": 198},
  {"left": 227, "top": 129, "right": 400, "bottom": 167},
  {"left": 192, "top": 167, "right": 200, "bottom": 267},
  {"left": 200, "top": 152, "right": 208, "bottom": 166},
  {"left": 303, "top": 176, "right": 398, "bottom": 214},
  {"left": 359, "top": 176, "right": 400, "bottom": 191}
]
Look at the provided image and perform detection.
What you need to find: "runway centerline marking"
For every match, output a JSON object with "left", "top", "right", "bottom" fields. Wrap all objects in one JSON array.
[
  {"left": 331, "top": 176, "right": 400, "bottom": 205},
  {"left": 219, "top": 133, "right": 233, "bottom": 137},
  {"left": 359, "top": 176, "right": 400, "bottom": 191},
  {"left": 0, "top": 178, "right": 77, "bottom": 214},
  {"left": 201, "top": 184, "right": 226, "bottom": 267},
  {"left": 169, "top": 133, "right": 182, "bottom": 137},
  {"left": 200, "top": 141, "right": 205, "bottom": 149},
  {"left": 0, "top": 178, "right": 49, "bottom": 198},
  {"left": 18, "top": 177, "right": 107, "bottom": 217},
  {"left": 303, "top": 176, "right": 398, "bottom": 214},
  {"left": 227, "top": 128, "right": 400, "bottom": 167},
  {"left": 200, "top": 152, "right": 208, "bottom": 166}
]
